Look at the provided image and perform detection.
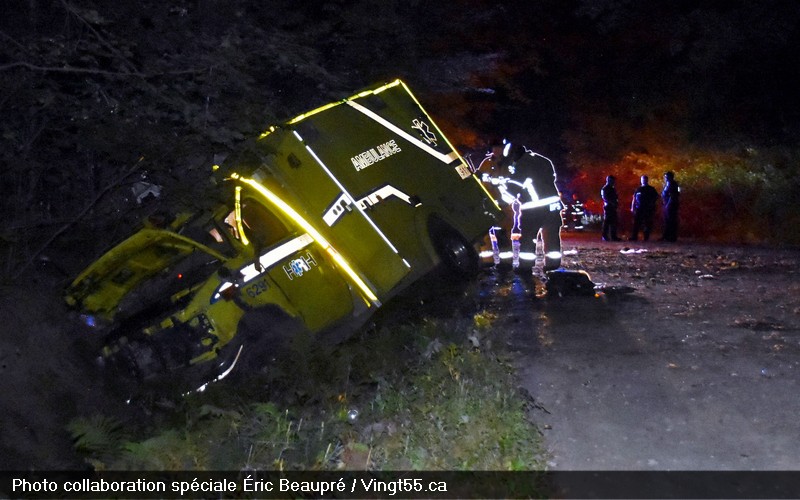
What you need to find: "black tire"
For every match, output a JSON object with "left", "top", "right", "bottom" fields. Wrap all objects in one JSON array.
[{"left": 429, "top": 220, "right": 479, "bottom": 276}]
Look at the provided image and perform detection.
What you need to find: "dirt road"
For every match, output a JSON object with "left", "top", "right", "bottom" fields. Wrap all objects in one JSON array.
[{"left": 488, "top": 232, "right": 800, "bottom": 470}]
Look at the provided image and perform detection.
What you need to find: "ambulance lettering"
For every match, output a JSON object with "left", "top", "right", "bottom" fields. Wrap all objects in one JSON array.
[
  {"left": 351, "top": 139, "right": 402, "bottom": 171},
  {"left": 283, "top": 252, "right": 318, "bottom": 280}
]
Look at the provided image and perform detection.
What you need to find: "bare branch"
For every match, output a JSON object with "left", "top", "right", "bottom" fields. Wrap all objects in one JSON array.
[
  {"left": 0, "top": 61, "right": 143, "bottom": 77},
  {"left": 58, "top": 0, "right": 139, "bottom": 75},
  {"left": 12, "top": 156, "right": 149, "bottom": 280},
  {"left": 0, "top": 30, "right": 29, "bottom": 54},
  {"left": 0, "top": 61, "right": 205, "bottom": 78}
]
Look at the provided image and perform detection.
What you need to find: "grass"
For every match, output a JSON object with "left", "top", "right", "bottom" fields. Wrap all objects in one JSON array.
[{"left": 67, "top": 311, "right": 545, "bottom": 471}]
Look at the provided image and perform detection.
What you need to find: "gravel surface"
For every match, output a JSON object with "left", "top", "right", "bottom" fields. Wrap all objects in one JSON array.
[{"left": 487, "top": 232, "right": 800, "bottom": 470}]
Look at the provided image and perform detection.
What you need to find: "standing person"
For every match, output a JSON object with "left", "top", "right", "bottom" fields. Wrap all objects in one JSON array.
[
  {"left": 480, "top": 140, "right": 563, "bottom": 271},
  {"left": 561, "top": 194, "right": 585, "bottom": 231},
  {"left": 661, "top": 171, "right": 680, "bottom": 242},
  {"left": 600, "top": 175, "right": 621, "bottom": 241},
  {"left": 629, "top": 175, "right": 659, "bottom": 241}
]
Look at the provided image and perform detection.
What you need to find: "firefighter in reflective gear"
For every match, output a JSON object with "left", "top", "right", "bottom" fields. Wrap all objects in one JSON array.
[
  {"left": 562, "top": 194, "right": 585, "bottom": 231},
  {"left": 475, "top": 146, "right": 512, "bottom": 265},
  {"left": 480, "top": 142, "right": 563, "bottom": 271}
]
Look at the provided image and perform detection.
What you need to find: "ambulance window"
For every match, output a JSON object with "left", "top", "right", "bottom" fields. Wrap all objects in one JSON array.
[
  {"left": 240, "top": 201, "right": 290, "bottom": 248},
  {"left": 179, "top": 212, "right": 236, "bottom": 257},
  {"left": 223, "top": 210, "right": 240, "bottom": 240}
]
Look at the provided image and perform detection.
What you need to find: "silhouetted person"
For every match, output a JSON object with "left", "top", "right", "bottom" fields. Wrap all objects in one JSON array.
[
  {"left": 629, "top": 175, "right": 659, "bottom": 241},
  {"left": 661, "top": 171, "right": 680, "bottom": 242},
  {"left": 600, "top": 175, "right": 620, "bottom": 241},
  {"left": 480, "top": 141, "right": 563, "bottom": 271}
]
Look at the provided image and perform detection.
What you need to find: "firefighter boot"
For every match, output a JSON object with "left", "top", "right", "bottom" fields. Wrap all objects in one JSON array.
[{"left": 489, "top": 227, "right": 501, "bottom": 266}]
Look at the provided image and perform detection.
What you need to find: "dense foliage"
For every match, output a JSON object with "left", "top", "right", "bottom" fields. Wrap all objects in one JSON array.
[
  {"left": 2, "top": 0, "right": 800, "bottom": 282},
  {"left": 570, "top": 146, "right": 800, "bottom": 244}
]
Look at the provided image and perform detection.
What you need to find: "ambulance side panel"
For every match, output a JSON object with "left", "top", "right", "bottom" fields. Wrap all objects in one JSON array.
[
  {"left": 253, "top": 130, "right": 411, "bottom": 300},
  {"left": 282, "top": 83, "right": 497, "bottom": 272}
]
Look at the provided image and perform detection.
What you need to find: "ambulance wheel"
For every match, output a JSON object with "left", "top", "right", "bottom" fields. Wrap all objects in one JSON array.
[{"left": 430, "top": 220, "right": 479, "bottom": 276}]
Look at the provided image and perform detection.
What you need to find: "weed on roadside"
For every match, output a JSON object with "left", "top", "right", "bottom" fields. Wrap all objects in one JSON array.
[{"left": 67, "top": 313, "right": 544, "bottom": 471}]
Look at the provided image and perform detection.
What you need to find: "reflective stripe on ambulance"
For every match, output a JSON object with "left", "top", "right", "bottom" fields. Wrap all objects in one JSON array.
[
  {"left": 323, "top": 185, "right": 419, "bottom": 226},
  {"left": 292, "top": 131, "right": 410, "bottom": 267},
  {"left": 212, "top": 234, "right": 315, "bottom": 303}
]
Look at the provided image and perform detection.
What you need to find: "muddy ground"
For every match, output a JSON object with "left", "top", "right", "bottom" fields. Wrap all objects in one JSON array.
[{"left": 2, "top": 231, "right": 799, "bottom": 470}]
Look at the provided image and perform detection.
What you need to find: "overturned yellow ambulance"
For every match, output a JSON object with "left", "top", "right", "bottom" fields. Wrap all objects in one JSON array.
[{"left": 65, "top": 79, "right": 500, "bottom": 389}]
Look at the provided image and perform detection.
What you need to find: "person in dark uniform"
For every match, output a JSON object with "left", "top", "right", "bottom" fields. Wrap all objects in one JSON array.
[
  {"left": 661, "top": 171, "right": 680, "bottom": 242},
  {"left": 600, "top": 175, "right": 621, "bottom": 241},
  {"left": 629, "top": 175, "right": 659, "bottom": 241},
  {"left": 480, "top": 141, "right": 563, "bottom": 271}
]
